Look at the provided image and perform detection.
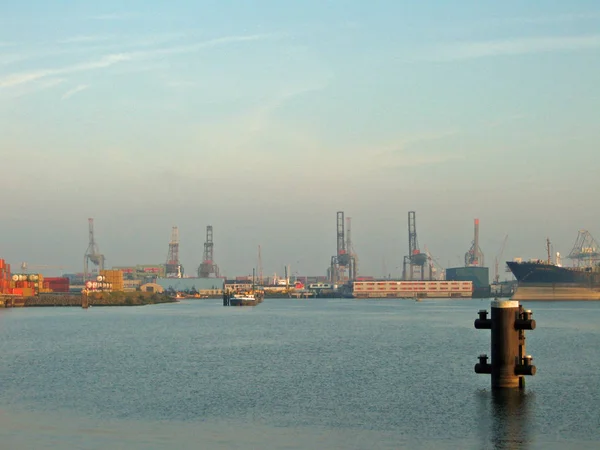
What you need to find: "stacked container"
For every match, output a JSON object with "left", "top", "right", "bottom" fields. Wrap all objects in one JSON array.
[
  {"left": 8, "top": 273, "right": 40, "bottom": 296},
  {"left": 44, "top": 277, "right": 70, "bottom": 293},
  {"left": 100, "top": 269, "right": 124, "bottom": 291},
  {"left": 0, "top": 259, "right": 11, "bottom": 294}
]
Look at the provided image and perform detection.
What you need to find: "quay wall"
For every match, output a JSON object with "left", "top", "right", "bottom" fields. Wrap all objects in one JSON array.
[{"left": 1, "top": 292, "right": 176, "bottom": 307}]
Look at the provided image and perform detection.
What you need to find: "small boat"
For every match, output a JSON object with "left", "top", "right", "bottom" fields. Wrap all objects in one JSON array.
[
  {"left": 226, "top": 290, "right": 264, "bottom": 306},
  {"left": 231, "top": 292, "right": 256, "bottom": 302}
]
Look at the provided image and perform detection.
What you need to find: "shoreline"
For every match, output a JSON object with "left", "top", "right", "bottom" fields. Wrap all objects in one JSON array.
[{"left": 1, "top": 292, "right": 177, "bottom": 308}]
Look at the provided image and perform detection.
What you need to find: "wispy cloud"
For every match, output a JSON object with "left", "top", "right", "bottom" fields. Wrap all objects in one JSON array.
[
  {"left": 0, "top": 53, "right": 130, "bottom": 88},
  {"left": 430, "top": 34, "right": 600, "bottom": 61},
  {"left": 1, "top": 78, "right": 65, "bottom": 99},
  {"left": 502, "top": 12, "right": 600, "bottom": 25},
  {"left": 61, "top": 84, "right": 89, "bottom": 100},
  {"left": 0, "top": 32, "right": 186, "bottom": 70},
  {"left": 0, "top": 33, "right": 277, "bottom": 90},
  {"left": 90, "top": 13, "right": 136, "bottom": 21},
  {"left": 0, "top": 54, "right": 28, "bottom": 66},
  {"left": 438, "top": 12, "right": 600, "bottom": 36},
  {"left": 58, "top": 35, "right": 115, "bottom": 44},
  {"left": 130, "top": 33, "right": 278, "bottom": 59}
]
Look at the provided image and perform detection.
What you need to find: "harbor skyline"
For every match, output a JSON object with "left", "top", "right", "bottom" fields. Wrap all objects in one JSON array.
[{"left": 1, "top": 1, "right": 599, "bottom": 276}]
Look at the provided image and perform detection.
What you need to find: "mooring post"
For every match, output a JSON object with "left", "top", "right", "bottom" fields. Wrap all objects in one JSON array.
[
  {"left": 474, "top": 299, "right": 536, "bottom": 389},
  {"left": 223, "top": 291, "right": 229, "bottom": 306}
]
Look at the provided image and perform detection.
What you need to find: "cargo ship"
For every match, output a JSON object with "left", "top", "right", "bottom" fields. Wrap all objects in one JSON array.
[
  {"left": 506, "top": 260, "right": 600, "bottom": 300},
  {"left": 507, "top": 234, "right": 600, "bottom": 300}
]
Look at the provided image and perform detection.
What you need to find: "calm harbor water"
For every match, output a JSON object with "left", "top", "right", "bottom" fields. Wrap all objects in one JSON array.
[{"left": 0, "top": 298, "right": 599, "bottom": 449}]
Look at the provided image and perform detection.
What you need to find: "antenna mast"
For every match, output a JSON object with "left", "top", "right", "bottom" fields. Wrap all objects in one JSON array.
[{"left": 257, "top": 245, "right": 263, "bottom": 285}]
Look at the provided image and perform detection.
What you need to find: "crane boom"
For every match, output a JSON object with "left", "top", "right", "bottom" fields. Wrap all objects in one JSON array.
[{"left": 494, "top": 235, "right": 509, "bottom": 284}]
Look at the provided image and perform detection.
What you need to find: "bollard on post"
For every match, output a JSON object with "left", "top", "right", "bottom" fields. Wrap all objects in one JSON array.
[{"left": 474, "top": 299, "right": 536, "bottom": 389}]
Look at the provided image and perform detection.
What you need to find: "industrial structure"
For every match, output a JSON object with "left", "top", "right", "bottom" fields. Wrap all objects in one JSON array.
[
  {"left": 424, "top": 246, "right": 444, "bottom": 281},
  {"left": 165, "top": 227, "right": 183, "bottom": 278},
  {"left": 257, "top": 245, "right": 263, "bottom": 285},
  {"left": 198, "top": 225, "right": 220, "bottom": 278},
  {"left": 329, "top": 211, "right": 357, "bottom": 284},
  {"left": 402, "top": 211, "right": 429, "bottom": 280},
  {"left": 84, "top": 218, "right": 105, "bottom": 281},
  {"left": 446, "top": 218, "right": 490, "bottom": 297},
  {"left": 493, "top": 235, "right": 509, "bottom": 284},
  {"left": 465, "top": 218, "right": 484, "bottom": 267},
  {"left": 567, "top": 230, "right": 600, "bottom": 267},
  {"left": 346, "top": 217, "right": 358, "bottom": 278},
  {"left": 352, "top": 280, "right": 473, "bottom": 298}
]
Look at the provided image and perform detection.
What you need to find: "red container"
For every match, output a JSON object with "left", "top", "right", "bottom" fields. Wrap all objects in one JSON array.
[
  {"left": 45, "top": 277, "right": 69, "bottom": 283},
  {"left": 46, "top": 277, "right": 70, "bottom": 293}
]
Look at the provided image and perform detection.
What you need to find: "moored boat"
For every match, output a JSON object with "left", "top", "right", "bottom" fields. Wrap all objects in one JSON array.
[
  {"left": 507, "top": 235, "right": 600, "bottom": 300},
  {"left": 224, "top": 289, "right": 264, "bottom": 306}
]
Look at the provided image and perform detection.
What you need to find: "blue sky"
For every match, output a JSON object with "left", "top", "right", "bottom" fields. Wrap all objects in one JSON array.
[{"left": 1, "top": 1, "right": 599, "bottom": 278}]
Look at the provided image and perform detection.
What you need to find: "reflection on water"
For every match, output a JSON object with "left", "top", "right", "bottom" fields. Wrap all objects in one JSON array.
[{"left": 477, "top": 388, "right": 533, "bottom": 450}]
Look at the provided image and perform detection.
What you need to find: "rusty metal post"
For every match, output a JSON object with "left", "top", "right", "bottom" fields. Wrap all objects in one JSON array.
[{"left": 474, "top": 299, "right": 536, "bottom": 389}]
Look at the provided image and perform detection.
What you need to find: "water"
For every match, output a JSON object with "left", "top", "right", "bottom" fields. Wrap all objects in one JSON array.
[{"left": 0, "top": 298, "right": 599, "bottom": 449}]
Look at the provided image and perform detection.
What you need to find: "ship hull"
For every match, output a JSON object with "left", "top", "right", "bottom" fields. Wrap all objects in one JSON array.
[
  {"left": 506, "top": 261, "right": 600, "bottom": 301},
  {"left": 511, "top": 284, "right": 600, "bottom": 301}
]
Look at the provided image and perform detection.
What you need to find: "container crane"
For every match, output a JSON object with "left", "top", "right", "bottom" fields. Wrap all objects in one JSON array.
[
  {"left": 424, "top": 246, "right": 444, "bottom": 280},
  {"left": 403, "top": 211, "right": 428, "bottom": 280},
  {"left": 493, "top": 234, "right": 509, "bottom": 284},
  {"left": 84, "top": 218, "right": 105, "bottom": 281}
]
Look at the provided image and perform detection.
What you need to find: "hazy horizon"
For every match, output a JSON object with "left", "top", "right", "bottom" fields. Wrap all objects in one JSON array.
[{"left": 1, "top": 1, "right": 599, "bottom": 278}]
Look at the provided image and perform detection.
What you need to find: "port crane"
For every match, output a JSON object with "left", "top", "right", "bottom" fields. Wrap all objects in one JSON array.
[
  {"left": 84, "top": 218, "right": 105, "bottom": 280},
  {"left": 403, "top": 211, "right": 428, "bottom": 280},
  {"left": 567, "top": 230, "right": 600, "bottom": 267},
  {"left": 493, "top": 234, "right": 509, "bottom": 284},
  {"left": 424, "top": 246, "right": 444, "bottom": 280},
  {"left": 197, "top": 225, "right": 219, "bottom": 278}
]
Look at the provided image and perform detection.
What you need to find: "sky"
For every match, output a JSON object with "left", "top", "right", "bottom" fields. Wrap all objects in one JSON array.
[{"left": 1, "top": 1, "right": 599, "bottom": 279}]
